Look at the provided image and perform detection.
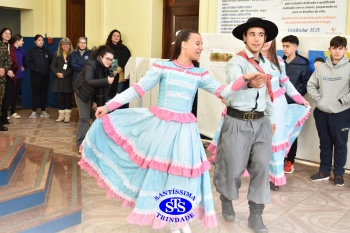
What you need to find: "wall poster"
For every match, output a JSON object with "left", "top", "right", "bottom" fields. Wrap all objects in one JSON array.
[{"left": 217, "top": 0, "right": 347, "bottom": 36}]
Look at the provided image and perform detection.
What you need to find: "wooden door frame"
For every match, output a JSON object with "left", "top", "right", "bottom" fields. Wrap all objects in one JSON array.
[{"left": 162, "top": 0, "right": 199, "bottom": 59}]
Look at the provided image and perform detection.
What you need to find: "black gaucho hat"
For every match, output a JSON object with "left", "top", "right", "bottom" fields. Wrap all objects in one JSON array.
[{"left": 232, "top": 17, "right": 278, "bottom": 42}]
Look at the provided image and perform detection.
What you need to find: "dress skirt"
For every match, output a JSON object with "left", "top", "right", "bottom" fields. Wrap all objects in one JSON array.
[
  {"left": 78, "top": 108, "right": 217, "bottom": 228},
  {"left": 269, "top": 95, "right": 310, "bottom": 186}
]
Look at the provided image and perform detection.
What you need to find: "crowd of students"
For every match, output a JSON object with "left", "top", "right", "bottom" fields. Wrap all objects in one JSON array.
[{"left": 0, "top": 28, "right": 130, "bottom": 133}]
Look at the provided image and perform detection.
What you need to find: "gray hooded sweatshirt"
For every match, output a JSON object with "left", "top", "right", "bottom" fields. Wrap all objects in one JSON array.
[{"left": 307, "top": 54, "right": 350, "bottom": 113}]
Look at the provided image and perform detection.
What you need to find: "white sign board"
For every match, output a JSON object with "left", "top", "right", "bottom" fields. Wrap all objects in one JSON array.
[{"left": 217, "top": 0, "right": 347, "bottom": 35}]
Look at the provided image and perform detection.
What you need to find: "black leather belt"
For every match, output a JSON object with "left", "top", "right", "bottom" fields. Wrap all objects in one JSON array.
[{"left": 226, "top": 107, "right": 264, "bottom": 121}]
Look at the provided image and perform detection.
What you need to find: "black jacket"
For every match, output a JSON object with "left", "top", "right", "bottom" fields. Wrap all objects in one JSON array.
[
  {"left": 283, "top": 53, "right": 311, "bottom": 104},
  {"left": 73, "top": 58, "right": 111, "bottom": 105},
  {"left": 51, "top": 54, "right": 73, "bottom": 93},
  {"left": 25, "top": 46, "right": 52, "bottom": 76}
]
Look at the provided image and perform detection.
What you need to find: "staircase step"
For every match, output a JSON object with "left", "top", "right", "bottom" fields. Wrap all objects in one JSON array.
[
  {"left": 0, "top": 134, "right": 26, "bottom": 186},
  {"left": 0, "top": 144, "right": 53, "bottom": 217},
  {"left": 0, "top": 152, "right": 82, "bottom": 233}
]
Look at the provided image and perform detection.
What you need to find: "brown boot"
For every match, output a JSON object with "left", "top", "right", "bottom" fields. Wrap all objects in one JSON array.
[
  {"left": 64, "top": 109, "right": 72, "bottom": 123},
  {"left": 55, "top": 110, "right": 65, "bottom": 122}
]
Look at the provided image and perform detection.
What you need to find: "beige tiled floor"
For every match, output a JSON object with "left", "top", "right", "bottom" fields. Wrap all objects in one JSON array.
[{"left": 1, "top": 107, "right": 350, "bottom": 233}]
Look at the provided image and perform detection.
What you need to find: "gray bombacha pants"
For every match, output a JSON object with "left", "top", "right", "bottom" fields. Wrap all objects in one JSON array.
[{"left": 213, "top": 115, "right": 272, "bottom": 204}]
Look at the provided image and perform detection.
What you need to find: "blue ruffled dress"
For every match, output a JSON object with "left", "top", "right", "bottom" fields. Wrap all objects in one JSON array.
[{"left": 78, "top": 60, "right": 236, "bottom": 228}]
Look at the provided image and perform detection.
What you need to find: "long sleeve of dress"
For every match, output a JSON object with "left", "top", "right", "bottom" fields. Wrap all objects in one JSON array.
[
  {"left": 279, "top": 62, "right": 305, "bottom": 104},
  {"left": 106, "top": 62, "right": 163, "bottom": 111},
  {"left": 106, "top": 61, "right": 237, "bottom": 112}
]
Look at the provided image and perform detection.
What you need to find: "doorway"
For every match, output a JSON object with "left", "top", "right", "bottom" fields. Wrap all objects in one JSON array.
[
  {"left": 162, "top": 0, "right": 199, "bottom": 59},
  {"left": 66, "top": 0, "right": 85, "bottom": 46}
]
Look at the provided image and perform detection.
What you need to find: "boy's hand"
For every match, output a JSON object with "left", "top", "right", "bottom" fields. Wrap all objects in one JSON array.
[
  {"left": 243, "top": 72, "right": 259, "bottom": 81},
  {"left": 248, "top": 73, "right": 267, "bottom": 88}
]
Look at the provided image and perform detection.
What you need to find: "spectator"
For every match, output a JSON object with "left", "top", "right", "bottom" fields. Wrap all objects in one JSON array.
[
  {"left": 25, "top": 34, "right": 52, "bottom": 119},
  {"left": 9, "top": 34, "right": 25, "bottom": 119},
  {"left": 51, "top": 37, "right": 74, "bottom": 123},
  {"left": 307, "top": 36, "right": 350, "bottom": 187},
  {"left": 0, "top": 27, "right": 18, "bottom": 125},
  {"left": 71, "top": 37, "right": 92, "bottom": 83},
  {"left": 105, "top": 29, "right": 131, "bottom": 107},
  {"left": 73, "top": 45, "right": 114, "bottom": 149},
  {"left": 0, "top": 29, "right": 12, "bottom": 131}
]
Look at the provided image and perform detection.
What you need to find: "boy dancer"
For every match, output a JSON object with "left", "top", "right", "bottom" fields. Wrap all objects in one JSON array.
[
  {"left": 307, "top": 36, "right": 350, "bottom": 186},
  {"left": 281, "top": 35, "right": 311, "bottom": 173},
  {"left": 214, "top": 17, "right": 277, "bottom": 233}
]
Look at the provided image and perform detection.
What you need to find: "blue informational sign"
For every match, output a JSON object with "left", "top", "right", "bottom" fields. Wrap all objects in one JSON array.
[
  {"left": 277, "top": 50, "right": 284, "bottom": 59},
  {"left": 308, "top": 50, "right": 328, "bottom": 73}
]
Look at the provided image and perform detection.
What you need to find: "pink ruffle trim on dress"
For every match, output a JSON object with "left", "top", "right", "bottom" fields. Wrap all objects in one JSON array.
[
  {"left": 78, "top": 155, "right": 217, "bottom": 229},
  {"left": 273, "top": 87, "right": 286, "bottom": 99},
  {"left": 231, "top": 76, "right": 246, "bottom": 91},
  {"left": 106, "top": 102, "right": 123, "bottom": 112},
  {"left": 132, "top": 83, "right": 145, "bottom": 97},
  {"left": 78, "top": 156, "right": 135, "bottom": 208},
  {"left": 207, "top": 143, "right": 217, "bottom": 155},
  {"left": 215, "top": 84, "right": 227, "bottom": 98},
  {"left": 280, "top": 76, "right": 289, "bottom": 83},
  {"left": 294, "top": 107, "right": 310, "bottom": 128},
  {"left": 148, "top": 106, "right": 197, "bottom": 123},
  {"left": 269, "top": 174, "right": 286, "bottom": 186},
  {"left": 222, "top": 108, "right": 227, "bottom": 116},
  {"left": 291, "top": 94, "right": 305, "bottom": 105},
  {"left": 273, "top": 107, "right": 310, "bottom": 153},
  {"left": 102, "top": 115, "right": 210, "bottom": 178},
  {"left": 127, "top": 207, "right": 217, "bottom": 229},
  {"left": 272, "top": 141, "right": 290, "bottom": 153}
]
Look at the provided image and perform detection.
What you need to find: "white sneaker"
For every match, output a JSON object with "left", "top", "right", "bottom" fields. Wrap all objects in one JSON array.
[
  {"left": 29, "top": 112, "right": 37, "bottom": 119},
  {"left": 169, "top": 223, "right": 191, "bottom": 233},
  {"left": 10, "top": 113, "right": 21, "bottom": 119},
  {"left": 40, "top": 111, "right": 51, "bottom": 118}
]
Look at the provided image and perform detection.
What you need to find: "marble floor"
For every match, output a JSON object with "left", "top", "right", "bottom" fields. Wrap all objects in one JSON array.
[{"left": 1, "top": 107, "right": 350, "bottom": 233}]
